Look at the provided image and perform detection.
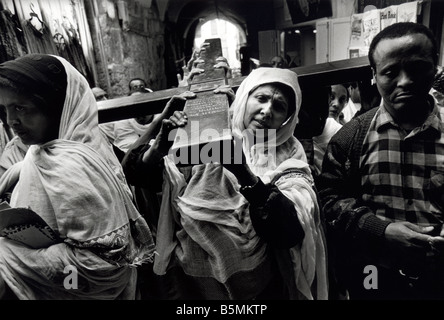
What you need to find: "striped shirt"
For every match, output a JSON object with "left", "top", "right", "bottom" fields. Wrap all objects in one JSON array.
[{"left": 360, "top": 102, "right": 444, "bottom": 226}]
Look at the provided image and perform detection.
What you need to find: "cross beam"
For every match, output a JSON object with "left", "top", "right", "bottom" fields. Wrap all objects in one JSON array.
[{"left": 97, "top": 56, "right": 372, "bottom": 124}]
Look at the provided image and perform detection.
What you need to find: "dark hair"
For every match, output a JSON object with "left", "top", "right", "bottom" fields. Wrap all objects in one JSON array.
[
  {"left": 258, "top": 63, "right": 273, "bottom": 68},
  {"left": 368, "top": 22, "right": 438, "bottom": 70},
  {"left": 331, "top": 83, "right": 350, "bottom": 101},
  {"left": 128, "top": 77, "right": 147, "bottom": 90},
  {"left": 0, "top": 54, "right": 67, "bottom": 118},
  {"left": 0, "top": 75, "right": 61, "bottom": 118}
]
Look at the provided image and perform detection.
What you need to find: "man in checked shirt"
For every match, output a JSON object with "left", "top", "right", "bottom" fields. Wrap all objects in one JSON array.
[{"left": 318, "top": 22, "right": 444, "bottom": 300}]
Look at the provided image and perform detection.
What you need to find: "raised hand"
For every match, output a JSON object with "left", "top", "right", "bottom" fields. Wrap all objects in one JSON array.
[
  {"left": 142, "top": 92, "right": 195, "bottom": 164},
  {"left": 213, "top": 85, "right": 235, "bottom": 105},
  {"left": 161, "top": 91, "right": 196, "bottom": 119},
  {"left": 214, "top": 56, "right": 232, "bottom": 79}
]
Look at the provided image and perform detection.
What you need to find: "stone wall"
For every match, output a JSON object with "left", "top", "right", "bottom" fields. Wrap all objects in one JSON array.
[{"left": 91, "top": 0, "right": 166, "bottom": 98}]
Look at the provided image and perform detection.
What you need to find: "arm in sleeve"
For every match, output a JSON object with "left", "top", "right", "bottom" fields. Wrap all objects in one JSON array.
[
  {"left": 317, "top": 127, "right": 391, "bottom": 256},
  {"left": 239, "top": 177, "right": 305, "bottom": 249},
  {"left": 121, "top": 118, "right": 165, "bottom": 190}
]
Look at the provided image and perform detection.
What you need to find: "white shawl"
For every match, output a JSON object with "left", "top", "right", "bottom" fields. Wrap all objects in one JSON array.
[
  {"left": 156, "top": 67, "right": 328, "bottom": 299},
  {"left": 0, "top": 55, "right": 155, "bottom": 300}
]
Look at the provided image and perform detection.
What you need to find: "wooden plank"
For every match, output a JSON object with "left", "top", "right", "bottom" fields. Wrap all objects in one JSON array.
[
  {"left": 170, "top": 38, "right": 232, "bottom": 165},
  {"left": 97, "top": 86, "right": 187, "bottom": 123},
  {"left": 292, "top": 55, "right": 372, "bottom": 89},
  {"left": 97, "top": 56, "right": 371, "bottom": 123}
]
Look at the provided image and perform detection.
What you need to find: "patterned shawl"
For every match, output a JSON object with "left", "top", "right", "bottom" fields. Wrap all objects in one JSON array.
[{"left": 0, "top": 54, "right": 155, "bottom": 300}]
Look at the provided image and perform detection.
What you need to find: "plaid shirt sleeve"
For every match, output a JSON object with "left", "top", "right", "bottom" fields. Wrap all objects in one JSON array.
[{"left": 317, "top": 117, "right": 391, "bottom": 258}]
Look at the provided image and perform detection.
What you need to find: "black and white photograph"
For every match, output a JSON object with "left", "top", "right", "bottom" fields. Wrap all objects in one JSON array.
[{"left": 0, "top": 0, "right": 442, "bottom": 315}]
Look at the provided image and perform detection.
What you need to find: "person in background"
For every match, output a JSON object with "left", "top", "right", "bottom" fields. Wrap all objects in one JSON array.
[
  {"left": 0, "top": 53, "right": 155, "bottom": 300},
  {"left": 328, "top": 84, "right": 349, "bottom": 125},
  {"left": 92, "top": 86, "right": 126, "bottom": 162},
  {"left": 113, "top": 114, "right": 156, "bottom": 153},
  {"left": 111, "top": 79, "right": 157, "bottom": 153},
  {"left": 92, "top": 87, "right": 114, "bottom": 139},
  {"left": 128, "top": 77, "right": 153, "bottom": 96},
  {"left": 351, "top": 81, "right": 381, "bottom": 119},
  {"left": 312, "top": 112, "right": 342, "bottom": 178},
  {"left": 92, "top": 86, "right": 108, "bottom": 101},
  {"left": 128, "top": 79, "right": 156, "bottom": 137},
  {"left": 92, "top": 84, "right": 156, "bottom": 156},
  {"left": 122, "top": 67, "right": 328, "bottom": 300},
  {"left": 318, "top": 22, "right": 444, "bottom": 300},
  {"left": 342, "top": 82, "right": 362, "bottom": 123},
  {"left": 270, "top": 55, "right": 289, "bottom": 69}
]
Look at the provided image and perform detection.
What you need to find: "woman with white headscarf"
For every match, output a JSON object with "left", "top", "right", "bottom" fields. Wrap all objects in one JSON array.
[
  {"left": 123, "top": 67, "right": 328, "bottom": 300},
  {"left": 0, "top": 54, "right": 155, "bottom": 300}
]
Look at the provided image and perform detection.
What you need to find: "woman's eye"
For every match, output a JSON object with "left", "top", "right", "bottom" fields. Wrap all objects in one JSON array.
[
  {"left": 15, "top": 106, "right": 25, "bottom": 112},
  {"left": 256, "top": 96, "right": 266, "bottom": 102},
  {"left": 274, "top": 103, "right": 286, "bottom": 111}
]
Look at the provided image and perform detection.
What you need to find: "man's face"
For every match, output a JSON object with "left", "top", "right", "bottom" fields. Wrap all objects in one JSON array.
[
  {"left": 372, "top": 33, "right": 436, "bottom": 117},
  {"left": 129, "top": 80, "right": 146, "bottom": 94}
]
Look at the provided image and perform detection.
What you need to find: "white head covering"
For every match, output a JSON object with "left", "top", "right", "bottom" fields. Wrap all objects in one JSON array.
[
  {"left": 231, "top": 67, "right": 302, "bottom": 148},
  {"left": 229, "top": 67, "right": 307, "bottom": 178},
  {"left": 57, "top": 57, "right": 121, "bottom": 168},
  {"left": 156, "top": 67, "right": 328, "bottom": 300}
]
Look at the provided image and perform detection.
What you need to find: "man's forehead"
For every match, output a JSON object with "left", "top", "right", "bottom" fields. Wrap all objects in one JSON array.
[
  {"left": 374, "top": 34, "right": 434, "bottom": 63},
  {"left": 376, "top": 34, "right": 433, "bottom": 53}
]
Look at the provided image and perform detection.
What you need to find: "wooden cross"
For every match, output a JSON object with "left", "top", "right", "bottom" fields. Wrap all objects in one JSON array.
[
  {"left": 96, "top": 56, "right": 374, "bottom": 151},
  {"left": 168, "top": 38, "right": 233, "bottom": 165}
]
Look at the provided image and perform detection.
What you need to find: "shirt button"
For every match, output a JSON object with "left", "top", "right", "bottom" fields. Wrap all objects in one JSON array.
[{"left": 407, "top": 199, "right": 413, "bottom": 205}]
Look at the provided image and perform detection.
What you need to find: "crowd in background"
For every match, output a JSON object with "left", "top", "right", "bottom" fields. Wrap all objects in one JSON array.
[{"left": 0, "top": 22, "right": 444, "bottom": 301}]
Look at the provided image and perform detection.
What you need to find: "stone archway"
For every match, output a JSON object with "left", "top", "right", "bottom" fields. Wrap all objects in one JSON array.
[{"left": 164, "top": 0, "right": 274, "bottom": 86}]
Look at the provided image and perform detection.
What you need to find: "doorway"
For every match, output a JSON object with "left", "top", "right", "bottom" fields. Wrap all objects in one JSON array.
[{"left": 194, "top": 18, "right": 246, "bottom": 73}]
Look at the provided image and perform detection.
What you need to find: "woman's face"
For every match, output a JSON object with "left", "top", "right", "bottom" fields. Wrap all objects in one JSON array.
[
  {"left": 243, "top": 84, "right": 291, "bottom": 139},
  {"left": 0, "top": 88, "right": 60, "bottom": 145}
]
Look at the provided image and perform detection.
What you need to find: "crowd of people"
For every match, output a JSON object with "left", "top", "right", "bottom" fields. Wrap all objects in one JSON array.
[{"left": 0, "top": 22, "right": 443, "bottom": 301}]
